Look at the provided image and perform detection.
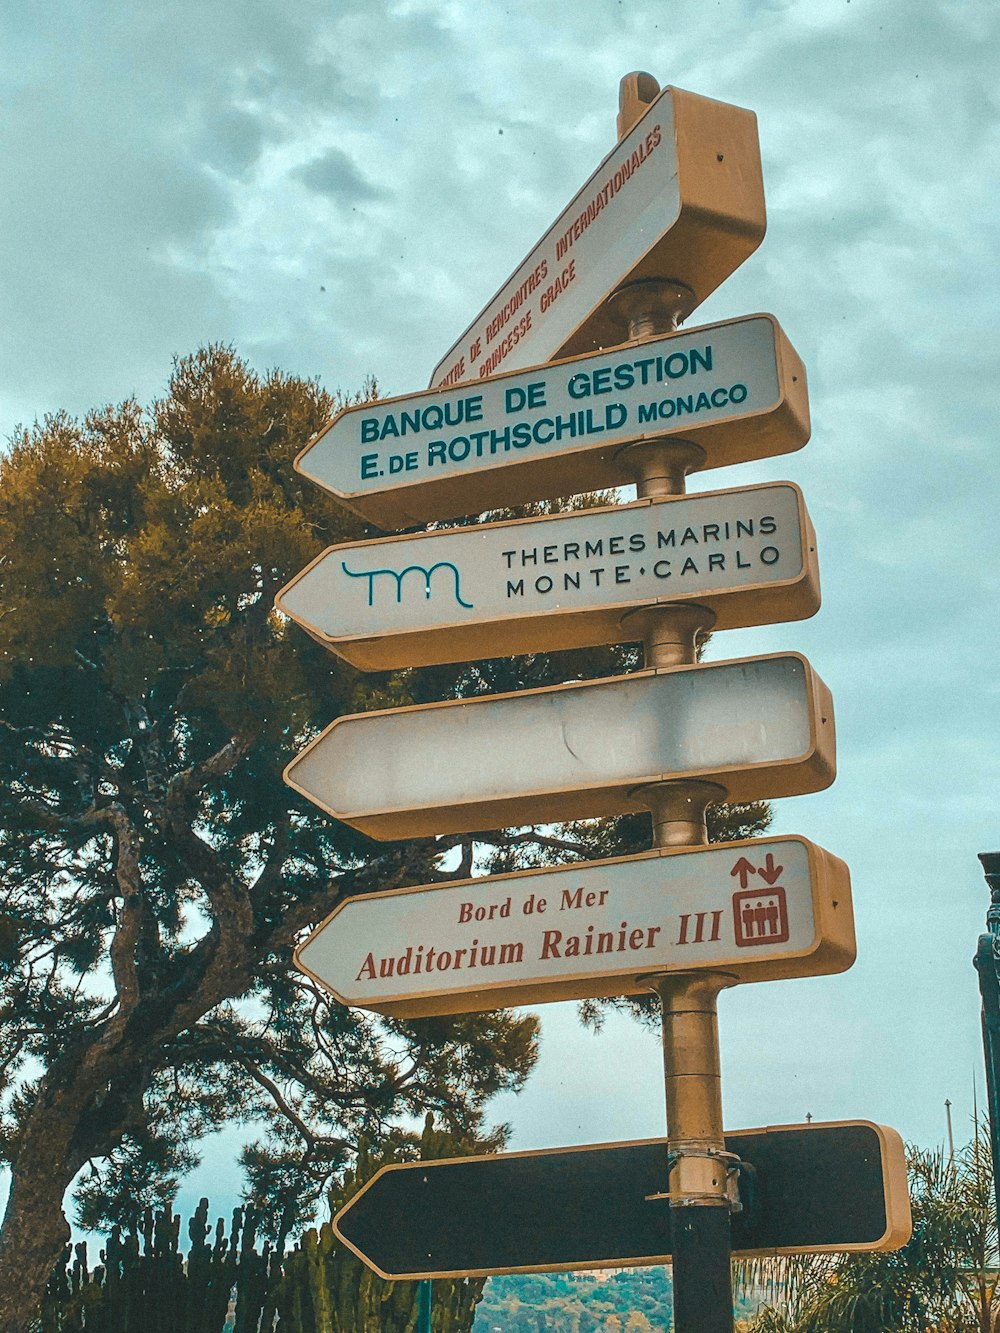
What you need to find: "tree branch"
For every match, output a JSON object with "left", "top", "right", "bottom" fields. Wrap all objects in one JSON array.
[
  {"left": 102, "top": 805, "right": 144, "bottom": 1013},
  {"left": 232, "top": 1053, "right": 349, "bottom": 1157},
  {"left": 436, "top": 827, "right": 594, "bottom": 860},
  {"left": 167, "top": 735, "right": 253, "bottom": 806},
  {"left": 248, "top": 814, "right": 291, "bottom": 913},
  {"left": 261, "top": 844, "right": 431, "bottom": 950}
]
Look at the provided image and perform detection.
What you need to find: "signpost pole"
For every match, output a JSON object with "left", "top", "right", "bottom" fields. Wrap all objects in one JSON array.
[
  {"left": 610, "top": 84, "right": 738, "bottom": 1323},
  {"left": 649, "top": 972, "right": 736, "bottom": 1333},
  {"left": 638, "top": 774, "right": 736, "bottom": 1333},
  {"left": 639, "top": 775, "right": 736, "bottom": 1333}
]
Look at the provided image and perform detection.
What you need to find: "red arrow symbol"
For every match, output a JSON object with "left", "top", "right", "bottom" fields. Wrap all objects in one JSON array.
[
  {"left": 730, "top": 857, "right": 757, "bottom": 890},
  {"left": 758, "top": 853, "right": 784, "bottom": 885}
]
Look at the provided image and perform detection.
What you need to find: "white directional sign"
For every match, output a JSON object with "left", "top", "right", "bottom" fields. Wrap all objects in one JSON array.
[
  {"left": 295, "top": 836, "right": 854, "bottom": 1017},
  {"left": 296, "top": 314, "right": 807, "bottom": 529},
  {"left": 429, "top": 85, "right": 764, "bottom": 389},
  {"left": 277, "top": 483, "right": 819, "bottom": 670},
  {"left": 284, "top": 653, "right": 835, "bottom": 839}
]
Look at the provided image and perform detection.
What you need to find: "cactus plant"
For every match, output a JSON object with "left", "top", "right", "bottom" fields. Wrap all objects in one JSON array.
[{"left": 40, "top": 1118, "right": 489, "bottom": 1332}]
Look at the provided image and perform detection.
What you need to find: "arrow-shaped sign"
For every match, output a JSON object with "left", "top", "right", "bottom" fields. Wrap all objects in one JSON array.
[
  {"left": 429, "top": 84, "right": 765, "bottom": 390},
  {"left": 295, "top": 315, "right": 807, "bottom": 529},
  {"left": 333, "top": 1122, "right": 911, "bottom": 1279},
  {"left": 295, "top": 836, "right": 854, "bottom": 1018},
  {"left": 276, "top": 482, "right": 819, "bottom": 671},
  {"left": 284, "top": 653, "right": 836, "bottom": 841}
]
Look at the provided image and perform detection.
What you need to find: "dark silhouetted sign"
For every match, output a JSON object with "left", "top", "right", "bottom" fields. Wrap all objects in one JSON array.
[{"left": 334, "top": 1121, "right": 910, "bottom": 1279}]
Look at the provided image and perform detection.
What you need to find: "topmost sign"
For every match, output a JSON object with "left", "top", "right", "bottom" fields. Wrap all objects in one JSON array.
[{"left": 429, "top": 86, "right": 765, "bottom": 390}]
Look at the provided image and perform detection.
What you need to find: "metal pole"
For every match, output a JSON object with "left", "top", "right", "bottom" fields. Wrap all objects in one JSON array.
[
  {"left": 646, "top": 966, "right": 737, "bottom": 1333},
  {"left": 974, "top": 851, "right": 1000, "bottom": 1225},
  {"left": 611, "top": 72, "right": 738, "bottom": 1333},
  {"left": 417, "top": 1278, "right": 432, "bottom": 1333},
  {"left": 636, "top": 777, "right": 736, "bottom": 1333}
]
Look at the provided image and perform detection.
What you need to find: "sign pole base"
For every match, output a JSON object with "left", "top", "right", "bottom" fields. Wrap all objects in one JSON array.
[{"left": 671, "top": 1203, "right": 739, "bottom": 1333}]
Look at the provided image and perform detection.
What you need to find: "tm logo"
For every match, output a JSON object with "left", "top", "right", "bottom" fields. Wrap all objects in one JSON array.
[{"left": 341, "top": 560, "right": 474, "bottom": 610}]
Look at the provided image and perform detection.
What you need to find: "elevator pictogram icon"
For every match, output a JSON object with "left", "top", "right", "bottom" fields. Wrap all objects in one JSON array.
[{"left": 733, "top": 886, "right": 790, "bottom": 947}]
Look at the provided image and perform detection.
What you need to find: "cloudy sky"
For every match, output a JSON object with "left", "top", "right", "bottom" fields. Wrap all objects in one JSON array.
[{"left": 3, "top": 0, "right": 998, "bottom": 1221}]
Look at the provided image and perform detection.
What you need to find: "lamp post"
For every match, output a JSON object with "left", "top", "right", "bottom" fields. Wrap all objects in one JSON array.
[{"left": 973, "top": 851, "right": 1000, "bottom": 1224}]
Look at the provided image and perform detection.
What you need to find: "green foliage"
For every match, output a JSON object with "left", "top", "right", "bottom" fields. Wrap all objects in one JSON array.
[
  {"left": 266, "top": 1114, "right": 487, "bottom": 1332},
  {"left": 473, "top": 1268, "right": 674, "bottom": 1333},
  {"left": 474, "top": 1267, "right": 762, "bottom": 1333},
  {"left": 40, "top": 1198, "right": 279, "bottom": 1333},
  {"left": 40, "top": 1119, "right": 487, "bottom": 1333},
  {"left": 0, "top": 346, "right": 543, "bottom": 1323}
]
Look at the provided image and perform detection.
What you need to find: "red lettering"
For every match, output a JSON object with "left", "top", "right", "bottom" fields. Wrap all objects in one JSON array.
[
  {"left": 539, "top": 259, "right": 577, "bottom": 314},
  {"left": 439, "top": 357, "right": 466, "bottom": 387},
  {"left": 554, "top": 125, "right": 661, "bottom": 260}
]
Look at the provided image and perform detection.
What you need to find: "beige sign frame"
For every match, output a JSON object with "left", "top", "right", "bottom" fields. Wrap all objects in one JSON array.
[
  {"left": 333, "top": 1121, "right": 912, "bottom": 1279},
  {"left": 283, "top": 653, "right": 836, "bottom": 840},
  {"left": 294, "top": 836, "right": 854, "bottom": 1017},
  {"left": 276, "top": 482, "right": 819, "bottom": 671},
  {"left": 295, "top": 314, "right": 807, "bottom": 530},
  {"left": 429, "top": 85, "right": 765, "bottom": 389}
]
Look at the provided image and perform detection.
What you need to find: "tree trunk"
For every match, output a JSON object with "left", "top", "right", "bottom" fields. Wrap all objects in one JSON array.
[
  {"left": 0, "top": 1136, "right": 75, "bottom": 1331},
  {"left": 0, "top": 935, "right": 256, "bottom": 1329}
]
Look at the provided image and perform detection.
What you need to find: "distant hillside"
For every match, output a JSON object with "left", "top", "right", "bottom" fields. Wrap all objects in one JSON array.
[
  {"left": 472, "top": 1268, "right": 764, "bottom": 1331},
  {"left": 472, "top": 1268, "right": 673, "bottom": 1333}
]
